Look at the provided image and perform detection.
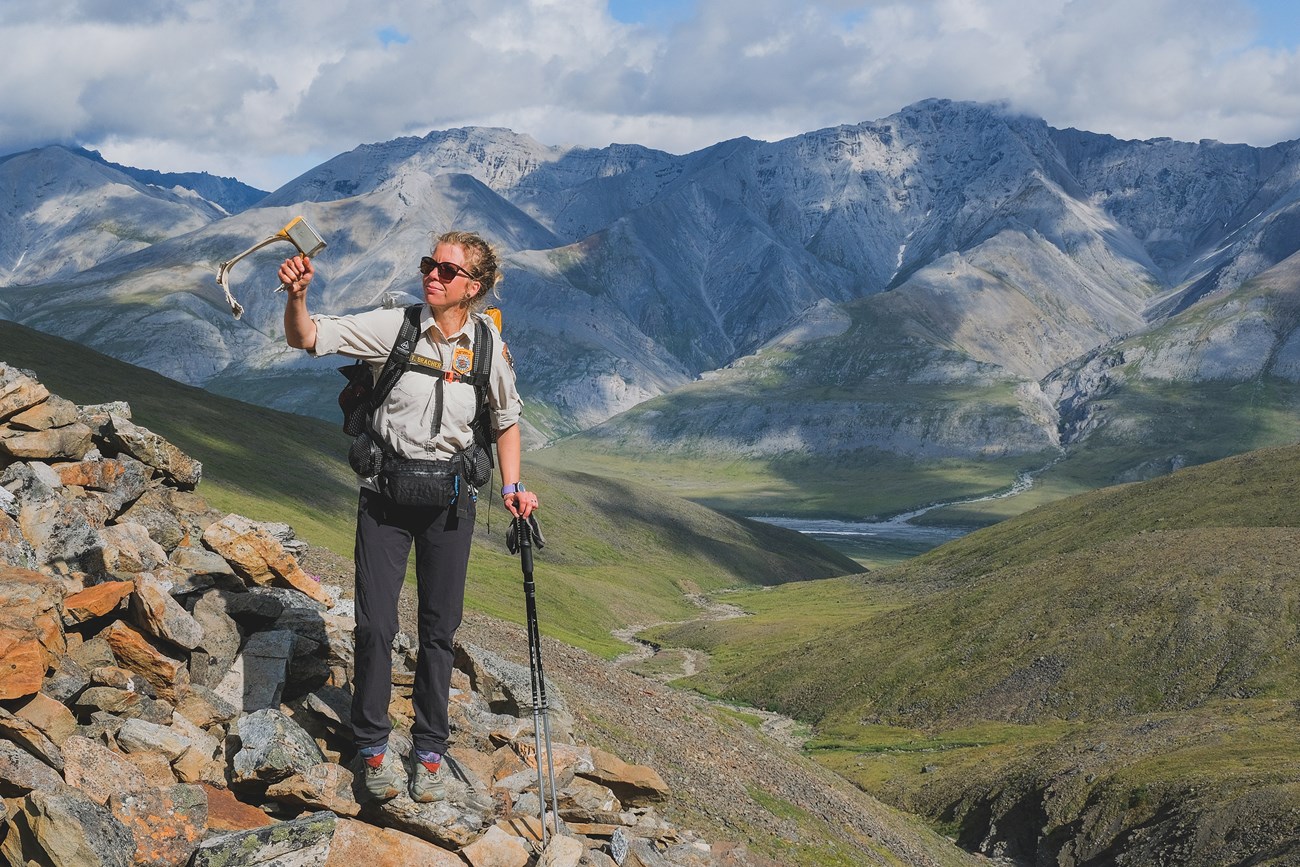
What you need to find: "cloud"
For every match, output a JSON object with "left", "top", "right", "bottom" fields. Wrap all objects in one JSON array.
[{"left": 1, "top": 0, "right": 1297, "bottom": 189}]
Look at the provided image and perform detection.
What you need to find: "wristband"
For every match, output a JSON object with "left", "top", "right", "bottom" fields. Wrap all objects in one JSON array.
[{"left": 501, "top": 482, "right": 526, "bottom": 495}]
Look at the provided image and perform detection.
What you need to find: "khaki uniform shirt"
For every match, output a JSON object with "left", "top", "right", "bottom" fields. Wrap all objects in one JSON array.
[{"left": 312, "top": 306, "right": 521, "bottom": 485}]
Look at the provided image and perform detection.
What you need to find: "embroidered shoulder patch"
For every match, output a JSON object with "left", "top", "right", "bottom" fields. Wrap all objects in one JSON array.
[
  {"left": 501, "top": 342, "right": 514, "bottom": 369},
  {"left": 451, "top": 346, "right": 474, "bottom": 375}
]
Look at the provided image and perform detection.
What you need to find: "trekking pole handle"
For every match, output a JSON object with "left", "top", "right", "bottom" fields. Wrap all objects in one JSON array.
[{"left": 518, "top": 520, "right": 534, "bottom": 573}]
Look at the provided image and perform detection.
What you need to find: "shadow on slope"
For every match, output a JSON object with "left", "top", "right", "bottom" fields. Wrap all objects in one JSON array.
[{"left": 0, "top": 319, "right": 855, "bottom": 657}]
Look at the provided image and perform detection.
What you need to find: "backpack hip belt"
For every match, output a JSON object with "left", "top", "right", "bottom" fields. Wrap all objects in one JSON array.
[{"left": 337, "top": 305, "right": 497, "bottom": 511}]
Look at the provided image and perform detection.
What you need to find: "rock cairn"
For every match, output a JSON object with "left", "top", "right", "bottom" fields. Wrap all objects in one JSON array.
[{"left": 0, "top": 362, "right": 733, "bottom": 867}]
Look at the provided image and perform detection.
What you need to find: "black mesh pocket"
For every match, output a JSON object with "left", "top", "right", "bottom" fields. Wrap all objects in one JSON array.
[
  {"left": 460, "top": 445, "right": 492, "bottom": 489},
  {"left": 347, "top": 432, "right": 385, "bottom": 477},
  {"left": 343, "top": 402, "right": 370, "bottom": 438},
  {"left": 338, "top": 362, "right": 373, "bottom": 436}
]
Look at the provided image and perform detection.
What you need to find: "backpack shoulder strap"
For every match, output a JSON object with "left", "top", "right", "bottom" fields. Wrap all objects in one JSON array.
[
  {"left": 470, "top": 315, "right": 494, "bottom": 383},
  {"left": 366, "top": 304, "right": 423, "bottom": 413},
  {"left": 468, "top": 315, "right": 496, "bottom": 446}
]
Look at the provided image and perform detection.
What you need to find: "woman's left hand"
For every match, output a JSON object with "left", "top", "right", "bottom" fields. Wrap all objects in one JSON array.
[{"left": 504, "top": 490, "right": 539, "bottom": 518}]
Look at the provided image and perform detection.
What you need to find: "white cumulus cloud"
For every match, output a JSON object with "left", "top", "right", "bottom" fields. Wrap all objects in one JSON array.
[{"left": 2, "top": 0, "right": 1297, "bottom": 189}]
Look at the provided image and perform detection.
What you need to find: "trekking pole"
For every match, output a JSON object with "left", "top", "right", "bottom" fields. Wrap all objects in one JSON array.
[{"left": 509, "top": 516, "right": 560, "bottom": 843}]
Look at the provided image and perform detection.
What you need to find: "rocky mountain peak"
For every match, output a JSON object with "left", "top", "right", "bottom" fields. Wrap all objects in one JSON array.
[
  {"left": 0, "top": 146, "right": 223, "bottom": 287},
  {"left": 5, "top": 99, "right": 1300, "bottom": 476}
]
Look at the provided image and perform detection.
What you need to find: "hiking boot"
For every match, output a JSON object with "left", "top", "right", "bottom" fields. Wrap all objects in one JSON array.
[
  {"left": 360, "top": 751, "right": 402, "bottom": 801},
  {"left": 409, "top": 757, "right": 446, "bottom": 803}
]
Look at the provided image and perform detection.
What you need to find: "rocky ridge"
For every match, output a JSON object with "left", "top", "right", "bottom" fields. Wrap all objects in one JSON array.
[{"left": 0, "top": 360, "right": 798, "bottom": 867}]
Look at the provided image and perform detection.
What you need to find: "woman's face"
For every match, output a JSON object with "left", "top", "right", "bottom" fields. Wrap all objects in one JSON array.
[{"left": 422, "top": 242, "right": 481, "bottom": 312}]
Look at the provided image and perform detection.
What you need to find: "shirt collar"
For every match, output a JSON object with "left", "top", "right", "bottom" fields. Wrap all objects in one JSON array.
[{"left": 419, "top": 305, "right": 474, "bottom": 342}]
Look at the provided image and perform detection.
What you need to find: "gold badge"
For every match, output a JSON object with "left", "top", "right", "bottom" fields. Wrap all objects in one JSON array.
[{"left": 452, "top": 347, "right": 474, "bottom": 375}]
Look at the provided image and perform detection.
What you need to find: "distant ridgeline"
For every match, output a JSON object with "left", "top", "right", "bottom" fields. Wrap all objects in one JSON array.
[
  {"left": 5, "top": 99, "right": 1300, "bottom": 517},
  {"left": 68, "top": 146, "right": 269, "bottom": 214}
]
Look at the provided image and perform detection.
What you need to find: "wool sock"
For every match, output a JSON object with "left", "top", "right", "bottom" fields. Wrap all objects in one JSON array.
[
  {"left": 359, "top": 743, "right": 387, "bottom": 769},
  {"left": 416, "top": 749, "right": 442, "bottom": 772}
]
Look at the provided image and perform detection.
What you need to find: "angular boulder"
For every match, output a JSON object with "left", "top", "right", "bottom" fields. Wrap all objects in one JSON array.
[
  {"left": 202, "top": 514, "right": 332, "bottom": 606},
  {"left": 100, "top": 413, "right": 202, "bottom": 490},
  {"left": 0, "top": 786, "right": 135, "bottom": 867}
]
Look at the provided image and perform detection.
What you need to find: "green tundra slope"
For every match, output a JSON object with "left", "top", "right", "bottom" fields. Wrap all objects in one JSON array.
[
  {"left": 649, "top": 444, "right": 1300, "bottom": 864},
  {"left": 0, "top": 319, "right": 857, "bottom": 657}
]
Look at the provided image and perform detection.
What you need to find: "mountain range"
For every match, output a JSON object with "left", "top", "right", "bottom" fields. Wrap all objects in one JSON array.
[{"left": 4, "top": 99, "right": 1300, "bottom": 511}]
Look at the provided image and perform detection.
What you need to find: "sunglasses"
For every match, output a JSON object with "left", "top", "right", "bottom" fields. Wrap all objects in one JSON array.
[{"left": 419, "top": 257, "right": 477, "bottom": 282}]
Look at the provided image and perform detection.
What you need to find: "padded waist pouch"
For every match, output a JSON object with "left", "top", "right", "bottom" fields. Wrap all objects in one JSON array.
[{"left": 379, "top": 458, "right": 459, "bottom": 507}]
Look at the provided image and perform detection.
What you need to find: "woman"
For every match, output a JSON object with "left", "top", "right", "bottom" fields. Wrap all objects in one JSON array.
[{"left": 279, "top": 230, "right": 539, "bottom": 803}]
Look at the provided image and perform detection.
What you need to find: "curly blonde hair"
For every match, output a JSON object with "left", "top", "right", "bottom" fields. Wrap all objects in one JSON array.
[{"left": 436, "top": 230, "right": 502, "bottom": 311}]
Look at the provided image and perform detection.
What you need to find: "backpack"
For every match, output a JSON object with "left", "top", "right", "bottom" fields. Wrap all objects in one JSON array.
[{"left": 337, "top": 304, "right": 497, "bottom": 483}]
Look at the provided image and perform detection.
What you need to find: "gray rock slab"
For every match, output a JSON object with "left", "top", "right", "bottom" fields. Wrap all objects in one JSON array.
[
  {"left": 189, "top": 810, "right": 336, "bottom": 867},
  {"left": 232, "top": 708, "right": 326, "bottom": 786},
  {"left": 0, "top": 787, "right": 134, "bottom": 867},
  {"left": 214, "top": 628, "right": 296, "bottom": 713}
]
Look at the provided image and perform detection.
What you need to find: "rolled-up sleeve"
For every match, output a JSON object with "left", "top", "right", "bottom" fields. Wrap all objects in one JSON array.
[
  {"left": 311, "top": 308, "right": 405, "bottom": 360},
  {"left": 489, "top": 328, "right": 522, "bottom": 432}
]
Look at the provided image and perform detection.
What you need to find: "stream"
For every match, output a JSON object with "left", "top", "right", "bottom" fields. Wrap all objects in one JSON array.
[
  {"left": 751, "top": 464, "right": 1046, "bottom": 563},
  {"left": 613, "top": 465, "right": 1051, "bottom": 747},
  {"left": 611, "top": 595, "right": 810, "bottom": 749}
]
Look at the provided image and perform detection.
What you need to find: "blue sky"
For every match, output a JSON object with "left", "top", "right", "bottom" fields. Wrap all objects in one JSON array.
[
  {"left": 2, "top": 0, "right": 1298, "bottom": 189},
  {"left": 614, "top": 0, "right": 1300, "bottom": 48},
  {"left": 608, "top": 0, "right": 697, "bottom": 28},
  {"left": 1249, "top": 0, "right": 1300, "bottom": 48}
]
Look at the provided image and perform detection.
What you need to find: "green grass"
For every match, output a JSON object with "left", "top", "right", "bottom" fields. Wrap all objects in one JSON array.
[
  {"left": 532, "top": 444, "right": 1047, "bottom": 525},
  {"left": 0, "top": 319, "right": 855, "bottom": 659},
  {"left": 638, "top": 443, "right": 1300, "bottom": 860},
  {"left": 642, "top": 577, "right": 911, "bottom": 700},
  {"left": 1045, "top": 378, "right": 1300, "bottom": 487},
  {"left": 657, "top": 516, "right": 1300, "bottom": 730},
  {"left": 711, "top": 705, "right": 767, "bottom": 729},
  {"left": 808, "top": 719, "right": 1079, "bottom": 802}
]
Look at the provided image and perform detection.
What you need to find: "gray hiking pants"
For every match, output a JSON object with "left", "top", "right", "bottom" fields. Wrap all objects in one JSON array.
[{"left": 350, "top": 487, "right": 474, "bottom": 756}]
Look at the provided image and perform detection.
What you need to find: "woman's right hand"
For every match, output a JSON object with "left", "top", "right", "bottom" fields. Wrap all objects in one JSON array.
[
  {"left": 280, "top": 255, "right": 318, "bottom": 350},
  {"left": 278, "top": 255, "right": 314, "bottom": 297}
]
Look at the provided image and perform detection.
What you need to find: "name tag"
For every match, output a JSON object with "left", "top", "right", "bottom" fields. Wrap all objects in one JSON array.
[{"left": 409, "top": 354, "right": 445, "bottom": 372}]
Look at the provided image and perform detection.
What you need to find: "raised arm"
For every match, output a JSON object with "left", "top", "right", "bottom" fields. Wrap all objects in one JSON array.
[{"left": 279, "top": 255, "right": 318, "bottom": 351}]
